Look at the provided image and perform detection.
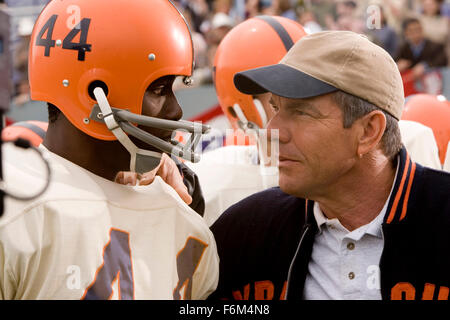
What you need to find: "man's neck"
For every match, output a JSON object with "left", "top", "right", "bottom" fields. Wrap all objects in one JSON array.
[
  {"left": 313, "top": 153, "right": 397, "bottom": 231},
  {"left": 43, "top": 116, "right": 131, "bottom": 181}
]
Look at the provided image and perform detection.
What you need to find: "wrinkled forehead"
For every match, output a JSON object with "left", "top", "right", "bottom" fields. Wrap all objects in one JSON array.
[{"left": 269, "top": 92, "right": 336, "bottom": 107}]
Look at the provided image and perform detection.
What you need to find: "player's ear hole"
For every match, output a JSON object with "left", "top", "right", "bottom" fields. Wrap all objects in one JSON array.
[{"left": 88, "top": 80, "right": 109, "bottom": 101}]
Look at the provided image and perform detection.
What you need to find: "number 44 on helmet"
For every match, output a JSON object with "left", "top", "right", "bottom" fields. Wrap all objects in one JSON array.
[{"left": 29, "top": 0, "right": 210, "bottom": 173}]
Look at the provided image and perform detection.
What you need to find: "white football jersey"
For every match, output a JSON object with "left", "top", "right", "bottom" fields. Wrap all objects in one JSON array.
[
  {"left": 0, "top": 144, "right": 219, "bottom": 300},
  {"left": 399, "top": 120, "right": 442, "bottom": 170},
  {"left": 187, "top": 145, "right": 278, "bottom": 226}
]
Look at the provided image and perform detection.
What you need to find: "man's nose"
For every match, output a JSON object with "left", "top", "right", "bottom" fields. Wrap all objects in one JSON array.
[
  {"left": 267, "top": 113, "right": 290, "bottom": 144},
  {"left": 165, "top": 93, "right": 183, "bottom": 121}
]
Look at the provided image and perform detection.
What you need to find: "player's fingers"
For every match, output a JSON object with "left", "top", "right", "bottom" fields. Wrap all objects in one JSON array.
[
  {"left": 174, "top": 185, "right": 193, "bottom": 205},
  {"left": 137, "top": 155, "right": 192, "bottom": 204},
  {"left": 121, "top": 172, "right": 139, "bottom": 186},
  {"left": 139, "top": 170, "right": 157, "bottom": 185},
  {"left": 157, "top": 154, "right": 192, "bottom": 205},
  {"left": 163, "top": 164, "right": 192, "bottom": 205},
  {"left": 115, "top": 171, "right": 138, "bottom": 185},
  {"left": 114, "top": 171, "right": 125, "bottom": 184}
]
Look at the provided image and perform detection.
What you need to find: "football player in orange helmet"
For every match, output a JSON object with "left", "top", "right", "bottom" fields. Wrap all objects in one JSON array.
[
  {"left": 186, "top": 16, "right": 308, "bottom": 226},
  {"left": 30, "top": 0, "right": 209, "bottom": 178},
  {"left": 30, "top": 0, "right": 209, "bottom": 214},
  {"left": 0, "top": 0, "right": 219, "bottom": 300},
  {"left": 402, "top": 94, "right": 450, "bottom": 166}
]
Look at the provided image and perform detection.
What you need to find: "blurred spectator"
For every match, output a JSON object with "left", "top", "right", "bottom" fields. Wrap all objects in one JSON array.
[
  {"left": 186, "top": 0, "right": 210, "bottom": 33},
  {"left": 174, "top": 10, "right": 234, "bottom": 90},
  {"left": 227, "top": 0, "right": 246, "bottom": 23},
  {"left": 258, "top": 0, "right": 298, "bottom": 20},
  {"left": 325, "top": 0, "right": 365, "bottom": 33},
  {"left": 204, "top": 12, "right": 234, "bottom": 76},
  {"left": 395, "top": 17, "right": 448, "bottom": 95},
  {"left": 260, "top": 0, "right": 278, "bottom": 15},
  {"left": 298, "top": 8, "right": 324, "bottom": 33},
  {"left": 277, "top": 0, "right": 298, "bottom": 20},
  {"left": 419, "top": 0, "right": 450, "bottom": 45},
  {"left": 184, "top": 9, "right": 209, "bottom": 70},
  {"left": 213, "top": 0, "right": 233, "bottom": 14},
  {"left": 200, "top": 0, "right": 234, "bottom": 33},
  {"left": 304, "top": 0, "right": 338, "bottom": 29},
  {"left": 396, "top": 17, "right": 448, "bottom": 76},
  {"left": 366, "top": 5, "right": 399, "bottom": 56},
  {"left": 246, "top": 0, "right": 263, "bottom": 18},
  {"left": 5, "top": 0, "right": 49, "bottom": 6},
  {"left": 442, "top": 0, "right": 450, "bottom": 18},
  {"left": 13, "top": 17, "right": 34, "bottom": 106}
]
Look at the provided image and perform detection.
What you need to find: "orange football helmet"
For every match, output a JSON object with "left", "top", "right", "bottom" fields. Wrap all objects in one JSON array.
[
  {"left": 213, "top": 16, "right": 307, "bottom": 131},
  {"left": 402, "top": 94, "right": 450, "bottom": 165},
  {"left": 2, "top": 120, "right": 48, "bottom": 147},
  {"left": 29, "top": 0, "right": 208, "bottom": 172}
]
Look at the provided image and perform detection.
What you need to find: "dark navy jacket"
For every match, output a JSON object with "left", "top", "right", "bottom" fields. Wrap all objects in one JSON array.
[{"left": 209, "top": 148, "right": 450, "bottom": 300}]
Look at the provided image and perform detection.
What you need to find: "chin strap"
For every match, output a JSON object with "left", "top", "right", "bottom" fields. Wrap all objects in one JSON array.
[{"left": 93, "top": 87, "right": 162, "bottom": 173}]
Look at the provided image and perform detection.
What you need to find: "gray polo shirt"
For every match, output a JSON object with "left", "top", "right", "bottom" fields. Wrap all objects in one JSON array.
[{"left": 303, "top": 165, "right": 398, "bottom": 300}]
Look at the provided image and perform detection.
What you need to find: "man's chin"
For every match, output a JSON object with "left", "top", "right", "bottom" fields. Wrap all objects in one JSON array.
[{"left": 279, "top": 176, "right": 308, "bottom": 199}]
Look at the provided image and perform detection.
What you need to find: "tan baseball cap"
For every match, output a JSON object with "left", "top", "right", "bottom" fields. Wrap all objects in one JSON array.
[{"left": 234, "top": 30, "right": 405, "bottom": 120}]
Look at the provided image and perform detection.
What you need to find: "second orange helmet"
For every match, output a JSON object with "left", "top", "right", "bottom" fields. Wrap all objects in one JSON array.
[{"left": 213, "top": 16, "right": 307, "bottom": 130}]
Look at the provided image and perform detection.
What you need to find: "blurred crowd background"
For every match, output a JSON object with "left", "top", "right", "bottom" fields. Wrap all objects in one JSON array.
[{"left": 1, "top": 0, "right": 450, "bottom": 114}]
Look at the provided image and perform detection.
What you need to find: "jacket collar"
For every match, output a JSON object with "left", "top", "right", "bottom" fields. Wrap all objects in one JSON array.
[{"left": 383, "top": 147, "right": 417, "bottom": 225}]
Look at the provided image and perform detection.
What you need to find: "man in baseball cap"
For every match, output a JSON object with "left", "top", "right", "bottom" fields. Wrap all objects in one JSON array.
[
  {"left": 234, "top": 30, "right": 404, "bottom": 120},
  {"left": 209, "top": 31, "right": 450, "bottom": 300}
]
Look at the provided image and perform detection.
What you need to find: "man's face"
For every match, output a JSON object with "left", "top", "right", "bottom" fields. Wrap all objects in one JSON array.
[
  {"left": 267, "top": 93, "right": 358, "bottom": 198},
  {"left": 133, "top": 75, "right": 182, "bottom": 151},
  {"left": 404, "top": 22, "right": 424, "bottom": 45}
]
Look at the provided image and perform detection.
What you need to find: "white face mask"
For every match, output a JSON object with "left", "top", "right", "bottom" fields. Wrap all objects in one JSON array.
[
  {"left": 92, "top": 87, "right": 210, "bottom": 173},
  {"left": 231, "top": 99, "right": 279, "bottom": 185}
]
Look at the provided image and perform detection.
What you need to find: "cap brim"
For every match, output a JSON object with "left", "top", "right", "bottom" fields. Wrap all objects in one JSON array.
[{"left": 234, "top": 64, "right": 338, "bottom": 99}]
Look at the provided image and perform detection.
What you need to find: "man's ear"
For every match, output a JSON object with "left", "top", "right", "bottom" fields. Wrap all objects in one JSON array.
[{"left": 355, "top": 110, "right": 386, "bottom": 157}]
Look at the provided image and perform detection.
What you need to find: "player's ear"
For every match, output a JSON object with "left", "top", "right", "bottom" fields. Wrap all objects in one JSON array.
[{"left": 355, "top": 110, "right": 386, "bottom": 157}]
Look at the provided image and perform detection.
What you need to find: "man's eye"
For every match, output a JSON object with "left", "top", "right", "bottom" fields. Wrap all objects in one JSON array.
[
  {"left": 151, "top": 86, "right": 165, "bottom": 95},
  {"left": 271, "top": 104, "right": 279, "bottom": 112}
]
